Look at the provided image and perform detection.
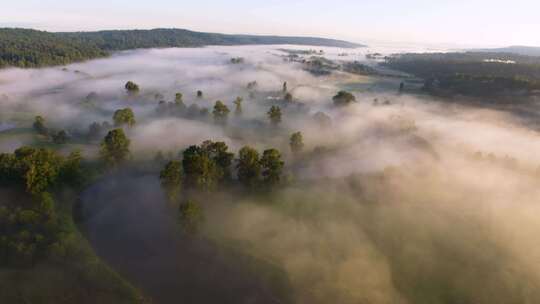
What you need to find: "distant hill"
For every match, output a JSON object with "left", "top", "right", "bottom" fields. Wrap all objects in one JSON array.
[
  {"left": 474, "top": 46, "right": 540, "bottom": 57},
  {"left": 0, "top": 28, "right": 364, "bottom": 68}
]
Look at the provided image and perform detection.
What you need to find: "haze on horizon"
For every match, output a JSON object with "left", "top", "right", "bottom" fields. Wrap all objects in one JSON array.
[{"left": 1, "top": 0, "right": 539, "bottom": 48}]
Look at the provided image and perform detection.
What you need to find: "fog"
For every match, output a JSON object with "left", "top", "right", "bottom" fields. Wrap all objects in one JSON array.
[{"left": 2, "top": 44, "right": 540, "bottom": 303}]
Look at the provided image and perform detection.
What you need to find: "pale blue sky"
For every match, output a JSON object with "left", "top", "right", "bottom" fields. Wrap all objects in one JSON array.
[{"left": 1, "top": 0, "right": 539, "bottom": 47}]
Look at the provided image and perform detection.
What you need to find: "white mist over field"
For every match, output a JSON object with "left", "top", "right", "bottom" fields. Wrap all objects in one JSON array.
[{"left": 2, "top": 44, "right": 540, "bottom": 303}]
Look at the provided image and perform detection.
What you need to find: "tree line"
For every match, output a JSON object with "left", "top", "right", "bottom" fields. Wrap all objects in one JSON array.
[{"left": 0, "top": 28, "right": 361, "bottom": 68}]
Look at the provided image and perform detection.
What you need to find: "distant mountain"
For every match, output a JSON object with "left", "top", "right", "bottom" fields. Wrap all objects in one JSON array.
[
  {"left": 0, "top": 28, "right": 364, "bottom": 68},
  {"left": 474, "top": 46, "right": 540, "bottom": 57}
]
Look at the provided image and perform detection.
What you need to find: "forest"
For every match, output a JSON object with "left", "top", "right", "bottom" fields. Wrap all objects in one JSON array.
[
  {"left": 0, "top": 28, "right": 362, "bottom": 68},
  {"left": 383, "top": 52, "right": 540, "bottom": 97}
]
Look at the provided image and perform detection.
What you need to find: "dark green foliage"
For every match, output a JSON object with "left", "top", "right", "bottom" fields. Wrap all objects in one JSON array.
[
  {"left": 213, "top": 100, "right": 230, "bottom": 125},
  {"left": 181, "top": 141, "right": 234, "bottom": 190},
  {"left": 267, "top": 106, "right": 282, "bottom": 126},
  {"left": 100, "top": 129, "right": 131, "bottom": 167},
  {"left": 160, "top": 161, "right": 183, "bottom": 203},
  {"left": 333, "top": 91, "right": 356, "bottom": 106},
  {"left": 182, "top": 145, "right": 219, "bottom": 191},
  {"left": 0, "top": 192, "right": 61, "bottom": 266},
  {"left": 52, "top": 130, "right": 68, "bottom": 144},
  {"left": 260, "top": 149, "right": 284, "bottom": 187},
  {"left": 0, "top": 28, "right": 107, "bottom": 68},
  {"left": 0, "top": 28, "right": 361, "bottom": 68},
  {"left": 290, "top": 132, "right": 304, "bottom": 154},
  {"left": 124, "top": 81, "right": 140, "bottom": 94},
  {"left": 201, "top": 141, "right": 235, "bottom": 181},
  {"left": 178, "top": 200, "right": 204, "bottom": 234},
  {"left": 0, "top": 148, "right": 84, "bottom": 266},
  {"left": 342, "top": 61, "right": 378, "bottom": 76},
  {"left": 33, "top": 116, "right": 48, "bottom": 136},
  {"left": 113, "top": 108, "right": 136, "bottom": 127},
  {"left": 0, "top": 147, "right": 63, "bottom": 195},
  {"left": 384, "top": 52, "right": 540, "bottom": 96},
  {"left": 230, "top": 57, "right": 245, "bottom": 64},
  {"left": 236, "top": 146, "right": 261, "bottom": 189}
]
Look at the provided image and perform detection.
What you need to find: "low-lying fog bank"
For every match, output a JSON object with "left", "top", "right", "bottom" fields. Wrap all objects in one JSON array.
[{"left": 3, "top": 44, "right": 540, "bottom": 303}]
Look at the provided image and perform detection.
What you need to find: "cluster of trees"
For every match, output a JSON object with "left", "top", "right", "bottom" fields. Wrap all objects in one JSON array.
[
  {"left": 333, "top": 91, "right": 356, "bottom": 106},
  {"left": 230, "top": 57, "right": 245, "bottom": 64},
  {"left": 383, "top": 52, "right": 540, "bottom": 96},
  {"left": 124, "top": 81, "right": 140, "bottom": 95},
  {"left": 32, "top": 116, "right": 70, "bottom": 144},
  {"left": 159, "top": 141, "right": 285, "bottom": 233},
  {"left": 0, "top": 147, "right": 83, "bottom": 265},
  {"left": 0, "top": 28, "right": 360, "bottom": 68},
  {"left": 159, "top": 140, "right": 286, "bottom": 197},
  {"left": 0, "top": 28, "right": 107, "bottom": 68}
]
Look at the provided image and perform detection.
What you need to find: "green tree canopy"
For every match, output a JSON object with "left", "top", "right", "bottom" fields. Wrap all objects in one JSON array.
[
  {"left": 236, "top": 146, "right": 261, "bottom": 189},
  {"left": 160, "top": 160, "right": 183, "bottom": 203},
  {"left": 260, "top": 149, "right": 284, "bottom": 187},
  {"left": 125, "top": 81, "right": 140, "bottom": 94},
  {"left": 267, "top": 106, "right": 282, "bottom": 126},
  {"left": 33, "top": 116, "right": 48, "bottom": 136},
  {"left": 182, "top": 145, "right": 219, "bottom": 191},
  {"left": 333, "top": 91, "right": 356, "bottom": 107},
  {"left": 113, "top": 108, "right": 136, "bottom": 128},
  {"left": 201, "top": 141, "right": 234, "bottom": 182},
  {"left": 178, "top": 200, "right": 204, "bottom": 234},
  {"left": 212, "top": 100, "right": 230, "bottom": 125},
  {"left": 100, "top": 129, "right": 131, "bottom": 167}
]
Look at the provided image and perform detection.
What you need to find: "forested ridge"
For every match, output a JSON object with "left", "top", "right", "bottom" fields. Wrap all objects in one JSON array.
[{"left": 0, "top": 28, "right": 363, "bottom": 68}]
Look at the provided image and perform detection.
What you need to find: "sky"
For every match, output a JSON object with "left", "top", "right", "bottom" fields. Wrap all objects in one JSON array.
[{"left": 1, "top": 0, "right": 539, "bottom": 47}]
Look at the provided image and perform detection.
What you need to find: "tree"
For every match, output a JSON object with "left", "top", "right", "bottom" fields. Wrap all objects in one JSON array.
[
  {"left": 100, "top": 129, "right": 130, "bottom": 167},
  {"left": 59, "top": 151, "right": 84, "bottom": 187},
  {"left": 182, "top": 145, "right": 218, "bottom": 191},
  {"left": 52, "top": 130, "right": 68, "bottom": 144},
  {"left": 283, "top": 81, "right": 288, "bottom": 93},
  {"left": 33, "top": 116, "right": 48, "bottom": 136},
  {"left": 12, "top": 147, "right": 63, "bottom": 195},
  {"left": 313, "top": 111, "right": 332, "bottom": 128},
  {"left": 201, "top": 141, "right": 234, "bottom": 182},
  {"left": 197, "top": 90, "right": 203, "bottom": 98},
  {"left": 260, "top": 149, "right": 284, "bottom": 187},
  {"left": 284, "top": 92, "right": 293, "bottom": 103},
  {"left": 233, "top": 97, "right": 243, "bottom": 116},
  {"left": 178, "top": 200, "right": 204, "bottom": 234},
  {"left": 267, "top": 106, "right": 282, "bottom": 126},
  {"left": 160, "top": 160, "right": 183, "bottom": 203},
  {"left": 236, "top": 146, "right": 261, "bottom": 189},
  {"left": 125, "top": 81, "right": 140, "bottom": 94},
  {"left": 212, "top": 100, "right": 230, "bottom": 125},
  {"left": 175, "top": 92, "right": 184, "bottom": 105},
  {"left": 113, "top": 108, "right": 136, "bottom": 128},
  {"left": 290, "top": 132, "right": 304, "bottom": 154},
  {"left": 333, "top": 91, "right": 356, "bottom": 107}
]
